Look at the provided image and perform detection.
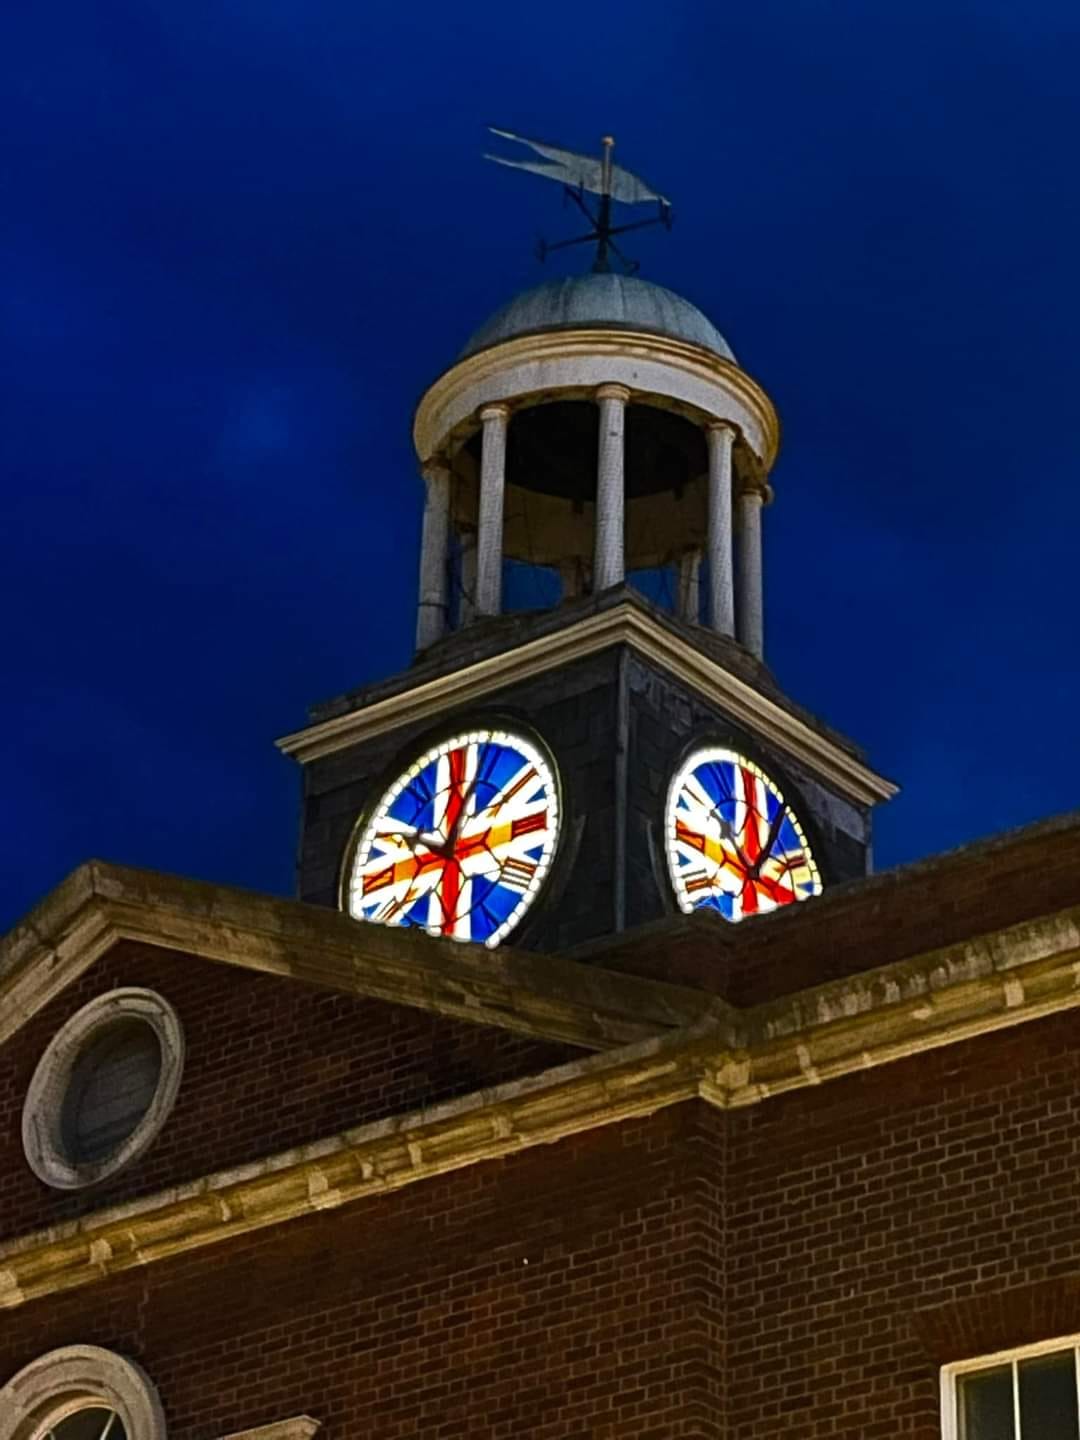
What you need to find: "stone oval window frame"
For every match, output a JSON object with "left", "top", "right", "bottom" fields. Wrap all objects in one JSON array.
[
  {"left": 22, "top": 989, "right": 185, "bottom": 1191},
  {"left": 0, "top": 1346, "right": 166, "bottom": 1440}
]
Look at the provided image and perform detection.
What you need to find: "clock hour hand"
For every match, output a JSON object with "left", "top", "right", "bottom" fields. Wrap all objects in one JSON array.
[
  {"left": 421, "top": 782, "right": 476, "bottom": 854},
  {"left": 747, "top": 806, "right": 788, "bottom": 881}
]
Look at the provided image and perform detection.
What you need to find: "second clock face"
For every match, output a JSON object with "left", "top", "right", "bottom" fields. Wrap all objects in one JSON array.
[
  {"left": 665, "top": 746, "right": 822, "bottom": 922},
  {"left": 346, "top": 728, "right": 559, "bottom": 949}
]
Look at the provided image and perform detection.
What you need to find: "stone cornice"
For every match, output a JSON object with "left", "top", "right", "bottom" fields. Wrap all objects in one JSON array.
[
  {"left": 3, "top": 901, "right": 1080, "bottom": 1313},
  {"left": 0, "top": 1028, "right": 704, "bottom": 1311},
  {"left": 221, "top": 1419, "right": 321, "bottom": 1440},
  {"left": 412, "top": 327, "right": 780, "bottom": 469},
  {"left": 276, "top": 602, "right": 896, "bottom": 806},
  {"left": 0, "top": 862, "right": 725, "bottom": 1055}
]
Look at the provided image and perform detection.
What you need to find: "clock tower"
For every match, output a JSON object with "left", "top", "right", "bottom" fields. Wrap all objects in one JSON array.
[{"left": 278, "top": 140, "right": 896, "bottom": 954}]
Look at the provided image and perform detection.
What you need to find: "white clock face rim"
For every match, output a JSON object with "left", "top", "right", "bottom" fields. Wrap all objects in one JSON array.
[
  {"left": 345, "top": 727, "right": 560, "bottom": 949},
  {"left": 664, "top": 745, "right": 822, "bottom": 922}
]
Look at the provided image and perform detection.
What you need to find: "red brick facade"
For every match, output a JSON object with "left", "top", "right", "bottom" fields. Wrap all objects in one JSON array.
[
  {"left": 4, "top": 972, "right": 1080, "bottom": 1438},
  {"left": 0, "top": 944, "right": 576, "bottom": 1244},
  {"left": 606, "top": 813, "right": 1080, "bottom": 1005},
  {"left": 0, "top": 1111, "right": 721, "bottom": 1439}
]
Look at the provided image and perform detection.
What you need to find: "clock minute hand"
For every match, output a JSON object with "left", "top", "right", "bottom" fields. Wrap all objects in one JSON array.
[
  {"left": 433, "top": 773, "right": 479, "bottom": 856},
  {"left": 747, "top": 806, "right": 788, "bottom": 881}
]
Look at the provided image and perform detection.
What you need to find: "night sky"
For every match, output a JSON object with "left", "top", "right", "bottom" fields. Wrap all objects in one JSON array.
[{"left": 4, "top": 1, "right": 1079, "bottom": 931}]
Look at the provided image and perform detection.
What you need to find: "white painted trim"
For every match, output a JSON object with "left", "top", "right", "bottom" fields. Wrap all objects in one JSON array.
[
  {"left": 22, "top": 988, "right": 185, "bottom": 1191},
  {"left": 276, "top": 602, "right": 896, "bottom": 807},
  {"left": 940, "top": 1331, "right": 1080, "bottom": 1440},
  {"left": 0, "top": 1346, "right": 166, "bottom": 1440}
]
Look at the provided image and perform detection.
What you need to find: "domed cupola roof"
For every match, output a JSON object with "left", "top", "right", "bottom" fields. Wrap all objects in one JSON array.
[{"left": 460, "top": 273, "right": 735, "bottom": 363}]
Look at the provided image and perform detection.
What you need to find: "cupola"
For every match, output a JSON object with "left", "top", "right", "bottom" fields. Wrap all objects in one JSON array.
[{"left": 411, "top": 137, "right": 780, "bottom": 664}]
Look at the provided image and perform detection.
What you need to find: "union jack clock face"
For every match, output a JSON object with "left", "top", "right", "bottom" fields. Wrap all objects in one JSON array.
[
  {"left": 665, "top": 747, "right": 822, "bottom": 922},
  {"left": 345, "top": 728, "right": 560, "bottom": 949}
]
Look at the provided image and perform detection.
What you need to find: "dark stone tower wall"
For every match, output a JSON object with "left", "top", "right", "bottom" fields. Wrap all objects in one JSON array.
[
  {"left": 299, "top": 652, "right": 621, "bottom": 951},
  {"left": 298, "top": 643, "right": 872, "bottom": 953},
  {"left": 623, "top": 653, "right": 870, "bottom": 932}
]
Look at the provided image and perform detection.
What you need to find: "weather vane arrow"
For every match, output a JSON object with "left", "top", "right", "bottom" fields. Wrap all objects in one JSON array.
[{"left": 484, "top": 127, "right": 673, "bottom": 275}]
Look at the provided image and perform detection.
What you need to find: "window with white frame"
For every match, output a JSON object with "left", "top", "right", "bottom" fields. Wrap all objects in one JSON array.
[{"left": 942, "top": 1335, "right": 1080, "bottom": 1439}]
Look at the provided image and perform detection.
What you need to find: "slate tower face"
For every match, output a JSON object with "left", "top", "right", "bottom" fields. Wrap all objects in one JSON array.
[{"left": 280, "top": 273, "right": 895, "bottom": 953}]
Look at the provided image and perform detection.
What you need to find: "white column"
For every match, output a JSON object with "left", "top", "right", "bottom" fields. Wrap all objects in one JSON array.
[
  {"left": 677, "top": 549, "right": 702, "bottom": 624},
  {"left": 706, "top": 423, "right": 736, "bottom": 637},
  {"left": 415, "top": 460, "right": 451, "bottom": 650},
  {"left": 459, "top": 530, "right": 477, "bottom": 625},
  {"left": 476, "top": 404, "right": 510, "bottom": 616},
  {"left": 594, "top": 383, "right": 631, "bottom": 591},
  {"left": 736, "top": 480, "right": 768, "bottom": 660}
]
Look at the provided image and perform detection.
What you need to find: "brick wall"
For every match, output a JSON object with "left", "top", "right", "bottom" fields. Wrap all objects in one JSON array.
[
  {"left": 720, "top": 812, "right": 1080, "bottom": 1006},
  {"left": 0, "top": 943, "right": 576, "bottom": 1243},
  {"left": 725, "top": 1005, "right": 1080, "bottom": 1437},
  {"left": 13, "top": 1003, "right": 1080, "bottom": 1436},
  {"left": 605, "top": 812, "right": 1080, "bottom": 1005},
  {"left": 0, "top": 1110, "right": 724, "bottom": 1440},
  {"left": 6, "top": 1005, "right": 1080, "bottom": 1436}
]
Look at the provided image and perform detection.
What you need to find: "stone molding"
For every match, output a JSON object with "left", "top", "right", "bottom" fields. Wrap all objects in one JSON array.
[
  {"left": 220, "top": 1419, "right": 321, "bottom": 1440},
  {"left": 22, "top": 988, "right": 185, "bottom": 1191},
  {"left": 412, "top": 327, "right": 780, "bottom": 470},
  {"left": 0, "top": 863, "right": 724, "bottom": 1056},
  {"left": 3, "top": 901, "right": 1080, "bottom": 1314},
  {"left": 276, "top": 601, "right": 897, "bottom": 806},
  {"left": 0, "top": 1345, "right": 166, "bottom": 1440}
]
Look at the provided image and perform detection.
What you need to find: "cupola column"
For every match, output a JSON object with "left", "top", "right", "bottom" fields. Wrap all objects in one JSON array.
[
  {"left": 459, "top": 530, "right": 477, "bottom": 625},
  {"left": 677, "top": 549, "right": 702, "bottom": 624},
  {"left": 594, "top": 384, "right": 631, "bottom": 591},
  {"left": 706, "top": 422, "right": 736, "bottom": 638},
  {"left": 415, "top": 459, "right": 451, "bottom": 649},
  {"left": 736, "top": 477, "right": 770, "bottom": 660},
  {"left": 476, "top": 403, "right": 511, "bottom": 616}
]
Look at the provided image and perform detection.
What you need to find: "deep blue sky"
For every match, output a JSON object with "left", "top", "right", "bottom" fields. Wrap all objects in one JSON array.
[{"left": 3, "top": 0, "right": 1079, "bottom": 930}]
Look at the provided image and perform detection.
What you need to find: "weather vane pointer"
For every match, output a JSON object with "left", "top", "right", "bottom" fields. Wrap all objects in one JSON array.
[{"left": 484, "top": 127, "right": 673, "bottom": 275}]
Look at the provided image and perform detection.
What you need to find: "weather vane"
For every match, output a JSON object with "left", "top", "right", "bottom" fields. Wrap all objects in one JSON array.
[{"left": 484, "top": 127, "right": 672, "bottom": 275}]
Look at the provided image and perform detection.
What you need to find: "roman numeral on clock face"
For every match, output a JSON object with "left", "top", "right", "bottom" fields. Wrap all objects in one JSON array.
[
  {"left": 501, "top": 856, "right": 538, "bottom": 893},
  {"left": 680, "top": 866, "right": 712, "bottom": 893}
]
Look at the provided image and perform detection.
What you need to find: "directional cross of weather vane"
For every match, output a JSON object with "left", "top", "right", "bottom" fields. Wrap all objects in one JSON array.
[{"left": 484, "top": 128, "right": 672, "bottom": 275}]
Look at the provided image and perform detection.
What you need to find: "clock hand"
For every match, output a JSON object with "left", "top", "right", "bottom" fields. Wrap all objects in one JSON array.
[
  {"left": 447, "top": 767, "right": 486, "bottom": 848},
  {"left": 747, "top": 806, "right": 788, "bottom": 881},
  {"left": 424, "top": 778, "right": 476, "bottom": 859},
  {"left": 433, "top": 747, "right": 498, "bottom": 859},
  {"left": 450, "top": 787, "right": 472, "bottom": 842}
]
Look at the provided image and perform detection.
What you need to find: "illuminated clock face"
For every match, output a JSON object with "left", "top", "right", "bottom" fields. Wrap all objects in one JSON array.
[
  {"left": 346, "top": 728, "right": 560, "bottom": 949},
  {"left": 665, "top": 746, "right": 822, "bottom": 922}
]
